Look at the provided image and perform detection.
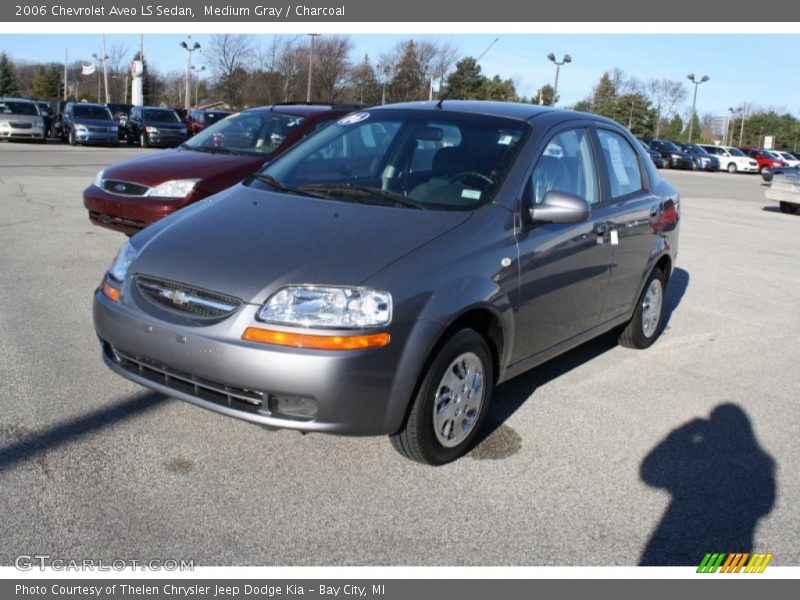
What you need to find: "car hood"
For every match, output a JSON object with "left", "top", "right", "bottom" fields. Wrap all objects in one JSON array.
[
  {"left": 102, "top": 148, "right": 265, "bottom": 186},
  {"left": 147, "top": 121, "right": 184, "bottom": 130},
  {"left": 74, "top": 118, "right": 116, "bottom": 127},
  {"left": 4, "top": 114, "right": 38, "bottom": 123},
  {"left": 130, "top": 185, "right": 472, "bottom": 304}
]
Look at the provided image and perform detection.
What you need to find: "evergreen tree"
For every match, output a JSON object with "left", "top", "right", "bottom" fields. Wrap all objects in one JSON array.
[
  {"left": 30, "top": 65, "right": 61, "bottom": 99},
  {"left": 661, "top": 114, "right": 684, "bottom": 140},
  {"left": 534, "top": 84, "right": 558, "bottom": 106},
  {"left": 591, "top": 72, "right": 618, "bottom": 119},
  {"left": 390, "top": 41, "right": 424, "bottom": 102},
  {"left": 0, "top": 52, "right": 20, "bottom": 97},
  {"left": 442, "top": 57, "right": 486, "bottom": 100}
]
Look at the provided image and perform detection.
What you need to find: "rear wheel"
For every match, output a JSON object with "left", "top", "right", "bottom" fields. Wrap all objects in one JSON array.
[
  {"left": 727, "top": 162, "right": 737, "bottom": 174},
  {"left": 619, "top": 267, "right": 666, "bottom": 350},
  {"left": 390, "top": 329, "right": 494, "bottom": 465},
  {"left": 140, "top": 132, "right": 149, "bottom": 148},
  {"left": 779, "top": 201, "right": 798, "bottom": 214}
]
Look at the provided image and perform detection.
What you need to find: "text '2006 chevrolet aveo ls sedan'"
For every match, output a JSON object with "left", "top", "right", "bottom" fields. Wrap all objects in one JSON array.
[{"left": 94, "top": 101, "right": 680, "bottom": 464}]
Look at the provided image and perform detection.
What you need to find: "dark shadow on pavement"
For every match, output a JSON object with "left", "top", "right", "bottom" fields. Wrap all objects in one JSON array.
[
  {"left": 639, "top": 404, "right": 776, "bottom": 565},
  {"left": 0, "top": 393, "right": 165, "bottom": 473},
  {"left": 473, "top": 267, "right": 691, "bottom": 452}
]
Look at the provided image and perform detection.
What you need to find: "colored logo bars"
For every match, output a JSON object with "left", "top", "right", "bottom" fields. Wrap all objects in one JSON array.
[{"left": 697, "top": 553, "right": 773, "bottom": 573}]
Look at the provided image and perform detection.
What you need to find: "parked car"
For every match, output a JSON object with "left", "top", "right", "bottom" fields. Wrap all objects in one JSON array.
[
  {"left": 739, "top": 147, "right": 785, "bottom": 175},
  {"left": 62, "top": 102, "right": 119, "bottom": 146},
  {"left": 764, "top": 166, "right": 800, "bottom": 214},
  {"left": 125, "top": 106, "right": 187, "bottom": 148},
  {"left": 0, "top": 97, "right": 46, "bottom": 142},
  {"left": 677, "top": 142, "right": 720, "bottom": 171},
  {"left": 648, "top": 139, "right": 693, "bottom": 169},
  {"left": 187, "top": 108, "right": 231, "bottom": 136},
  {"left": 93, "top": 101, "right": 680, "bottom": 464},
  {"left": 699, "top": 144, "right": 758, "bottom": 173},
  {"left": 85, "top": 103, "right": 357, "bottom": 234},
  {"left": 771, "top": 150, "right": 800, "bottom": 168},
  {"left": 638, "top": 138, "right": 664, "bottom": 168}
]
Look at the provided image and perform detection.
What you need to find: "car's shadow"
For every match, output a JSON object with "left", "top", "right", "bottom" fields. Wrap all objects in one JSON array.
[{"left": 473, "top": 267, "right": 690, "bottom": 452}]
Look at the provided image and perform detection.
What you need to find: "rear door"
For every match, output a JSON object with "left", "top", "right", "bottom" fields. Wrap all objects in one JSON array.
[{"left": 594, "top": 126, "right": 664, "bottom": 321}]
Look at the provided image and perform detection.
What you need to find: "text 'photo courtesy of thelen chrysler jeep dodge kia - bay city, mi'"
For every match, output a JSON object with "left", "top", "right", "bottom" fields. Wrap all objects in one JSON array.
[{"left": 93, "top": 101, "right": 680, "bottom": 464}]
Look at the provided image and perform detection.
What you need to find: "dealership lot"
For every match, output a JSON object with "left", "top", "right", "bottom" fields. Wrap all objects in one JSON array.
[{"left": 0, "top": 142, "right": 798, "bottom": 566}]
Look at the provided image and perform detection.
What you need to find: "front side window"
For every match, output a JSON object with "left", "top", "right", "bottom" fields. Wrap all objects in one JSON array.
[
  {"left": 255, "top": 110, "right": 529, "bottom": 211},
  {"left": 597, "top": 129, "right": 645, "bottom": 199},
  {"left": 528, "top": 128, "right": 599, "bottom": 206},
  {"left": 729, "top": 147, "right": 746, "bottom": 157}
]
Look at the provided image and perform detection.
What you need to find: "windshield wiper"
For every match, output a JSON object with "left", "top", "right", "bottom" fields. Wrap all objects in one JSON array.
[
  {"left": 181, "top": 145, "right": 235, "bottom": 155},
  {"left": 301, "top": 183, "right": 426, "bottom": 210},
  {"left": 250, "top": 173, "right": 335, "bottom": 200}
]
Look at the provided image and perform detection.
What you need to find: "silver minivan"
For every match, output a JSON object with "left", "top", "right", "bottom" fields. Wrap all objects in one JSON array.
[{"left": 0, "top": 97, "right": 46, "bottom": 142}]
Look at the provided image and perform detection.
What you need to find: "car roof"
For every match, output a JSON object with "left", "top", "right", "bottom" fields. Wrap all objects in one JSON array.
[
  {"left": 0, "top": 97, "right": 36, "bottom": 103},
  {"left": 376, "top": 100, "right": 564, "bottom": 122},
  {"left": 244, "top": 103, "right": 360, "bottom": 117}
]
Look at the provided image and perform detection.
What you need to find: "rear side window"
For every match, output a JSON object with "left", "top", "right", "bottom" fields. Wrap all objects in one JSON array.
[
  {"left": 597, "top": 129, "right": 644, "bottom": 199},
  {"left": 528, "top": 128, "right": 600, "bottom": 205}
]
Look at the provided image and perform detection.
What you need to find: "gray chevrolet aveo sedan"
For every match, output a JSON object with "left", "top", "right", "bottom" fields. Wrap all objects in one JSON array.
[{"left": 94, "top": 101, "right": 680, "bottom": 464}]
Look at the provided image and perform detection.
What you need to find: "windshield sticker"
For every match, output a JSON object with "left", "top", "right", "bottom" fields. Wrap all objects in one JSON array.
[
  {"left": 498, "top": 134, "right": 514, "bottom": 145},
  {"left": 337, "top": 112, "right": 370, "bottom": 126},
  {"left": 461, "top": 189, "right": 482, "bottom": 200}
]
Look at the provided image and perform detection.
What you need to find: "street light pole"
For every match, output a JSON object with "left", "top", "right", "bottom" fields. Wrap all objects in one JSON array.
[
  {"left": 686, "top": 73, "right": 709, "bottom": 143},
  {"left": 91, "top": 52, "right": 108, "bottom": 102},
  {"left": 380, "top": 64, "right": 391, "bottom": 105},
  {"left": 739, "top": 106, "right": 747, "bottom": 146},
  {"left": 547, "top": 53, "right": 572, "bottom": 107},
  {"left": 191, "top": 65, "right": 206, "bottom": 106},
  {"left": 306, "top": 33, "right": 320, "bottom": 102},
  {"left": 180, "top": 37, "right": 201, "bottom": 110},
  {"left": 727, "top": 106, "right": 738, "bottom": 146}
]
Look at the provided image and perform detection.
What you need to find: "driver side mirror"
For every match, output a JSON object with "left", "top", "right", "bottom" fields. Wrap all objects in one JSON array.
[{"left": 529, "top": 190, "right": 591, "bottom": 224}]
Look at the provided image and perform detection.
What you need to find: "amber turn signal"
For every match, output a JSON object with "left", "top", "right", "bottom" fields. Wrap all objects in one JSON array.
[
  {"left": 102, "top": 280, "right": 121, "bottom": 302},
  {"left": 242, "top": 327, "right": 390, "bottom": 350}
]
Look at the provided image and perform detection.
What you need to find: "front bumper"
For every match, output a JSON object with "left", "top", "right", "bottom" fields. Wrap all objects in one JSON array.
[
  {"left": 93, "top": 287, "right": 434, "bottom": 435},
  {"left": 73, "top": 129, "right": 118, "bottom": 144},
  {"left": 83, "top": 184, "right": 191, "bottom": 234},
  {"left": 0, "top": 123, "right": 45, "bottom": 140},
  {"left": 669, "top": 157, "right": 693, "bottom": 169},
  {"left": 146, "top": 131, "right": 187, "bottom": 147}
]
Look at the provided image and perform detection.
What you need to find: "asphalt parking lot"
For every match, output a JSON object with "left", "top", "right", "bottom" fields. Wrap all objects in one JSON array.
[{"left": 0, "top": 141, "right": 798, "bottom": 566}]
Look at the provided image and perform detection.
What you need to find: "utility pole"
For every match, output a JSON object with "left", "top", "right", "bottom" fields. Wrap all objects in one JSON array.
[
  {"left": 547, "top": 53, "right": 572, "bottom": 107},
  {"left": 306, "top": 33, "right": 320, "bottom": 102},
  {"left": 91, "top": 52, "right": 108, "bottom": 102},
  {"left": 686, "top": 73, "right": 709, "bottom": 143},
  {"left": 191, "top": 65, "right": 206, "bottom": 106},
  {"left": 739, "top": 106, "right": 747, "bottom": 146},
  {"left": 101, "top": 34, "right": 109, "bottom": 103},
  {"left": 180, "top": 36, "right": 201, "bottom": 110},
  {"left": 63, "top": 48, "right": 68, "bottom": 101}
]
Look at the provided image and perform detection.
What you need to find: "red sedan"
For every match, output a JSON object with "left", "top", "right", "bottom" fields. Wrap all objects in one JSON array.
[
  {"left": 84, "top": 104, "right": 358, "bottom": 235},
  {"left": 739, "top": 147, "right": 786, "bottom": 175}
]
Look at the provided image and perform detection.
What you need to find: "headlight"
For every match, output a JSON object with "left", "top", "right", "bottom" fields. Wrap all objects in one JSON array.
[
  {"left": 74, "top": 124, "right": 87, "bottom": 132},
  {"left": 34, "top": 117, "right": 44, "bottom": 127},
  {"left": 147, "top": 179, "right": 199, "bottom": 198},
  {"left": 108, "top": 240, "right": 138, "bottom": 283},
  {"left": 0, "top": 120, "right": 8, "bottom": 127},
  {"left": 93, "top": 169, "right": 104, "bottom": 187},
  {"left": 145, "top": 126, "right": 158, "bottom": 133},
  {"left": 180, "top": 128, "right": 187, "bottom": 135},
  {"left": 258, "top": 286, "right": 392, "bottom": 328},
  {"left": 109, "top": 126, "right": 118, "bottom": 133},
  {"left": 671, "top": 153, "right": 682, "bottom": 159}
]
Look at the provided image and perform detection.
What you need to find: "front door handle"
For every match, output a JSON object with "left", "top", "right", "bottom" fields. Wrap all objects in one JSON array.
[{"left": 594, "top": 222, "right": 607, "bottom": 235}]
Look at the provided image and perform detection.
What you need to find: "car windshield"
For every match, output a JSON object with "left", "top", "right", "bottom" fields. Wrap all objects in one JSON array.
[
  {"left": 728, "top": 147, "right": 746, "bottom": 157},
  {"left": 662, "top": 141, "right": 680, "bottom": 152},
  {"left": 72, "top": 105, "right": 113, "bottom": 120},
  {"left": 203, "top": 111, "right": 229, "bottom": 126},
  {"left": 144, "top": 109, "right": 181, "bottom": 124},
  {"left": 685, "top": 144, "right": 707, "bottom": 155},
  {"left": 764, "top": 151, "right": 780, "bottom": 159},
  {"left": 185, "top": 111, "right": 306, "bottom": 156},
  {"left": 0, "top": 101, "right": 38, "bottom": 116},
  {"left": 253, "top": 109, "right": 529, "bottom": 211}
]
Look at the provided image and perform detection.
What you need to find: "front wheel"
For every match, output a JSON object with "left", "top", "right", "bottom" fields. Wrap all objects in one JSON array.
[
  {"left": 390, "top": 329, "right": 494, "bottom": 465},
  {"left": 760, "top": 165, "right": 771, "bottom": 175},
  {"left": 68, "top": 129, "right": 76, "bottom": 146},
  {"left": 727, "top": 162, "right": 737, "bottom": 174},
  {"left": 140, "top": 132, "right": 149, "bottom": 148},
  {"left": 618, "top": 267, "right": 666, "bottom": 349}
]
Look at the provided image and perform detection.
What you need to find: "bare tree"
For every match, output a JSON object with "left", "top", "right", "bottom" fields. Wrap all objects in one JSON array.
[
  {"left": 107, "top": 43, "right": 129, "bottom": 103},
  {"left": 312, "top": 36, "right": 354, "bottom": 103},
  {"left": 646, "top": 78, "right": 688, "bottom": 137},
  {"left": 205, "top": 34, "right": 254, "bottom": 107}
]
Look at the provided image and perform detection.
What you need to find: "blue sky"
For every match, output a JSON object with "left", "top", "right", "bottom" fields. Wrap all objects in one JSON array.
[{"left": 2, "top": 33, "right": 798, "bottom": 117}]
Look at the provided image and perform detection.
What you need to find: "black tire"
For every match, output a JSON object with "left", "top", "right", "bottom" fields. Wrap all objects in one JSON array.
[
  {"left": 390, "top": 329, "right": 494, "bottom": 465},
  {"left": 779, "top": 202, "right": 798, "bottom": 214},
  {"left": 619, "top": 267, "right": 666, "bottom": 350},
  {"left": 140, "top": 132, "right": 149, "bottom": 148},
  {"left": 68, "top": 129, "right": 76, "bottom": 146},
  {"left": 727, "top": 162, "right": 737, "bottom": 174},
  {"left": 125, "top": 133, "right": 134, "bottom": 146},
  {"left": 760, "top": 165, "right": 770, "bottom": 175}
]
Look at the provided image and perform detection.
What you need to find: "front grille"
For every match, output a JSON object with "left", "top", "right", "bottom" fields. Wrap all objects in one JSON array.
[
  {"left": 109, "top": 346, "right": 264, "bottom": 414},
  {"left": 88, "top": 126, "right": 109, "bottom": 133},
  {"left": 89, "top": 211, "right": 146, "bottom": 229},
  {"left": 135, "top": 275, "right": 242, "bottom": 320},
  {"left": 102, "top": 179, "right": 150, "bottom": 196},
  {"left": 9, "top": 121, "right": 32, "bottom": 129}
]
